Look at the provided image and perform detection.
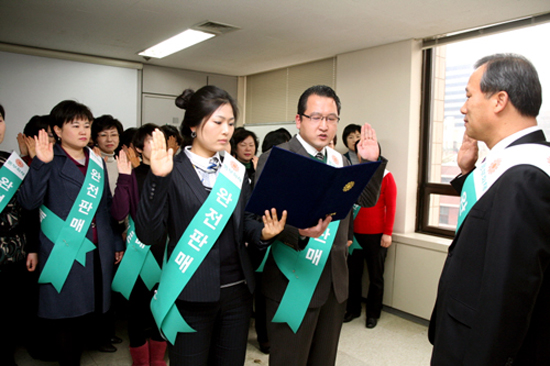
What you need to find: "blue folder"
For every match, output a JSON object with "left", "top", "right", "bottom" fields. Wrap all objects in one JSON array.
[{"left": 246, "top": 146, "right": 382, "bottom": 228}]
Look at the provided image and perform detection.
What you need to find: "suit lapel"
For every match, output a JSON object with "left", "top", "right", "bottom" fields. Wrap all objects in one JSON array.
[
  {"left": 289, "top": 136, "right": 309, "bottom": 157},
  {"left": 56, "top": 146, "right": 85, "bottom": 188},
  {"left": 175, "top": 153, "right": 209, "bottom": 202},
  {"left": 508, "top": 130, "right": 547, "bottom": 147}
]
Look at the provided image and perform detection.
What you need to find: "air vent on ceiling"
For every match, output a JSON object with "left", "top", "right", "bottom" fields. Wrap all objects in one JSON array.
[{"left": 192, "top": 21, "right": 240, "bottom": 35}]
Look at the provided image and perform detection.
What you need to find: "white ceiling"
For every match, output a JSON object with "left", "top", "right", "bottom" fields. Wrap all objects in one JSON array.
[{"left": 1, "top": 0, "right": 549, "bottom": 76}]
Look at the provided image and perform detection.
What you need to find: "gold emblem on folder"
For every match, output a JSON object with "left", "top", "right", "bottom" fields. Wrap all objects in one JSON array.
[{"left": 343, "top": 181, "right": 355, "bottom": 192}]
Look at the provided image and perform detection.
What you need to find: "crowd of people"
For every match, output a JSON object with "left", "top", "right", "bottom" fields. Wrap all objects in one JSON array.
[{"left": 1, "top": 52, "right": 548, "bottom": 366}]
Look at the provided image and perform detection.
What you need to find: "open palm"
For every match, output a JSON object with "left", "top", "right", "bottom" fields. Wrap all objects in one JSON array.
[{"left": 150, "top": 129, "right": 174, "bottom": 177}]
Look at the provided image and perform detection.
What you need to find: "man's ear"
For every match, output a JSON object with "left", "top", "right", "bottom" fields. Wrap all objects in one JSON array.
[
  {"left": 493, "top": 91, "right": 509, "bottom": 114},
  {"left": 295, "top": 114, "right": 302, "bottom": 130}
]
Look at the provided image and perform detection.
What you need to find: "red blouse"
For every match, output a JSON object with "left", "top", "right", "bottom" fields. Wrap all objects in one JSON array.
[{"left": 353, "top": 171, "right": 397, "bottom": 235}]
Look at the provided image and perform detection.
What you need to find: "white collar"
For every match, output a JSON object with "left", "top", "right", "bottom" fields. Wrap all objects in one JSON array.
[
  {"left": 296, "top": 133, "right": 326, "bottom": 158},
  {"left": 490, "top": 126, "right": 541, "bottom": 155},
  {"left": 184, "top": 146, "right": 221, "bottom": 171}
]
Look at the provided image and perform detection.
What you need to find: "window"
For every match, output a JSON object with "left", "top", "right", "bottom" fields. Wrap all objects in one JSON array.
[{"left": 418, "top": 20, "right": 550, "bottom": 238}]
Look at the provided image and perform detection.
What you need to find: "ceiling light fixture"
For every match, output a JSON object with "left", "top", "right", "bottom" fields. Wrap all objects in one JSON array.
[{"left": 138, "top": 29, "right": 215, "bottom": 59}]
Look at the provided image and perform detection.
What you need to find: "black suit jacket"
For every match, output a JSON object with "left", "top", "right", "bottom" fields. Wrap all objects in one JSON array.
[
  {"left": 429, "top": 130, "right": 550, "bottom": 365},
  {"left": 135, "top": 152, "right": 264, "bottom": 302},
  {"left": 255, "top": 136, "right": 386, "bottom": 307}
]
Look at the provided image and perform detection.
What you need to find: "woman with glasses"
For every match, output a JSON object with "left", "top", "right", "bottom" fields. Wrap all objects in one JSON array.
[
  {"left": 231, "top": 128, "right": 259, "bottom": 186},
  {"left": 91, "top": 115, "right": 123, "bottom": 196}
]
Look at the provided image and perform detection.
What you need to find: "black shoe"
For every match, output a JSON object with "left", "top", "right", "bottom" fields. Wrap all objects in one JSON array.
[
  {"left": 343, "top": 312, "right": 360, "bottom": 323},
  {"left": 366, "top": 317, "right": 378, "bottom": 329},
  {"left": 97, "top": 343, "right": 117, "bottom": 353},
  {"left": 259, "top": 341, "right": 271, "bottom": 354},
  {"left": 110, "top": 335, "right": 123, "bottom": 344}
]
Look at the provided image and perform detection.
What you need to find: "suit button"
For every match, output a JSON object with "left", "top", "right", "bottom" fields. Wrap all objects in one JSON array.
[{"left": 152, "top": 183, "right": 156, "bottom": 188}]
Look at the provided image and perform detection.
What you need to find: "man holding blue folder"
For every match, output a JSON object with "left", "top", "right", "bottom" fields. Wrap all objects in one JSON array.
[{"left": 255, "top": 85, "right": 387, "bottom": 366}]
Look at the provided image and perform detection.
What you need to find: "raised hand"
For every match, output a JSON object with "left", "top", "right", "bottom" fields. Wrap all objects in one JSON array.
[
  {"left": 24, "top": 135, "right": 36, "bottom": 158},
  {"left": 457, "top": 132, "right": 479, "bottom": 175},
  {"left": 123, "top": 144, "right": 141, "bottom": 168},
  {"left": 260, "top": 208, "right": 288, "bottom": 240},
  {"left": 34, "top": 129, "right": 54, "bottom": 163},
  {"left": 150, "top": 129, "right": 174, "bottom": 177},
  {"left": 17, "top": 133, "right": 29, "bottom": 156},
  {"left": 116, "top": 149, "right": 132, "bottom": 175},
  {"left": 167, "top": 135, "right": 179, "bottom": 153},
  {"left": 356, "top": 123, "right": 380, "bottom": 162}
]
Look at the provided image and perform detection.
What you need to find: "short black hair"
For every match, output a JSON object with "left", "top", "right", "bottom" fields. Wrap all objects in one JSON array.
[
  {"left": 49, "top": 100, "right": 93, "bottom": 143},
  {"left": 0, "top": 104, "right": 4, "bottom": 119},
  {"left": 475, "top": 53, "right": 542, "bottom": 118},
  {"left": 262, "top": 128, "right": 292, "bottom": 153},
  {"left": 342, "top": 124, "right": 361, "bottom": 149},
  {"left": 50, "top": 100, "right": 93, "bottom": 129},
  {"left": 160, "top": 124, "right": 183, "bottom": 147},
  {"left": 231, "top": 128, "right": 258, "bottom": 155},
  {"left": 297, "top": 85, "right": 341, "bottom": 117},
  {"left": 23, "top": 115, "right": 51, "bottom": 137},
  {"left": 92, "top": 115, "right": 123, "bottom": 141},
  {"left": 132, "top": 123, "right": 160, "bottom": 151}
]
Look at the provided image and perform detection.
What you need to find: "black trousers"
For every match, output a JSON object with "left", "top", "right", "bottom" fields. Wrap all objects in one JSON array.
[
  {"left": 346, "top": 233, "right": 387, "bottom": 318},
  {"left": 253, "top": 272, "right": 269, "bottom": 344},
  {"left": 171, "top": 283, "right": 252, "bottom": 366},
  {"left": 128, "top": 278, "right": 163, "bottom": 347},
  {"left": 0, "top": 260, "right": 35, "bottom": 366},
  {"left": 266, "top": 286, "right": 346, "bottom": 366}
]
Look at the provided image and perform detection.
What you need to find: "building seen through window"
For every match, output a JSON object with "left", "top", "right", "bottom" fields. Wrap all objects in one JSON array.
[{"left": 419, "top": 21, "right": 550, "bottom": 236}]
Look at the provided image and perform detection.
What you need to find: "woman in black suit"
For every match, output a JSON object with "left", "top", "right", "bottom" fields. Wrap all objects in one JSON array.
[{"left": 135, "top": 85, "right": 286, "bottom": 366}]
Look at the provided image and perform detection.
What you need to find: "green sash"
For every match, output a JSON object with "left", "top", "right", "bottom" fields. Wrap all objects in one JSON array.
[
  {"left": 39, "top": 148, "right": 104, "bottom": 292},
  {"left": 151, "top": 154, "right": 245, "bottom": 345},
  {"left": 269, "top": 146, "right": 344, "bottom": 333},
  {"left": 348, "top": 204, "right": 362, "bottom": 254},
  {"left": 456, "top": 143, "right": 550, "bottom": 233},
  {"left": 271, "top": 220, "right": 341, "bottom": 332},
  {"left": 0, "top": 152, "right": 29, "bottom": 213},
  {"left": 112, "top": 216, "right": 162, "bottom": 299}
]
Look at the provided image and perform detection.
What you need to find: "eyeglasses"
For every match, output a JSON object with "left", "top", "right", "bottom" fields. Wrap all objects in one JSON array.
[
  {"left": 301, "top": 113, "right": 340, "bottom": 125},
  {"left": 98, "top": 133, "right": 119, "bottom": 139}
]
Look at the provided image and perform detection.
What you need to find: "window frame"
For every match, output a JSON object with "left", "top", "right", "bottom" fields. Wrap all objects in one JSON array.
[{"left": 416, "top": 48, "right": 459, "bottom": 238}]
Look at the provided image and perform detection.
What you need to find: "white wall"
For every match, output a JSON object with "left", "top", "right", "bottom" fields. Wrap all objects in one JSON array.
[
  {"left": 336, "top": 39, "right": 423, "bottom": 235},
  {"left": 141, "top": 64, "right": 238, "bottom": 128},
  {"left": 0, "top": 51, "right": 139, "bottom": 152},
  {"left": 337, "top": 40, "right": 448, "bottom": 319}
]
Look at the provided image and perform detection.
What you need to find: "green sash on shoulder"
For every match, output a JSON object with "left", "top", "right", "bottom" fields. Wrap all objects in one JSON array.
[
  {"left": 456, "top": 143, "right": 550, "bottom": 233},
  {"left": 39, "top": 148, "right": 104, "bottom": 293},
  {"left": 112, "top": 216, "right": 161, "bottom": 299},
  {"left": 0, "top": 152, "right": 29, "bottom": 213},
  {"left": 150, "top": 154, "right": 245, "bottom": 345}
]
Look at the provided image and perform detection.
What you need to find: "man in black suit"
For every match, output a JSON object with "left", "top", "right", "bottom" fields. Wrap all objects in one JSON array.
[
  {"left": 429, "top": 54, "right": 550, "bottom": 365},
  {"left": 255, "top": 85, "right": 387, "bottom": 366}
]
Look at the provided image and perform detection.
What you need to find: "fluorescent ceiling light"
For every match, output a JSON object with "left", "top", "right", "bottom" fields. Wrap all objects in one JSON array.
[{"left": 139, "top": 29, "right": 215, "bottom": 59}]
